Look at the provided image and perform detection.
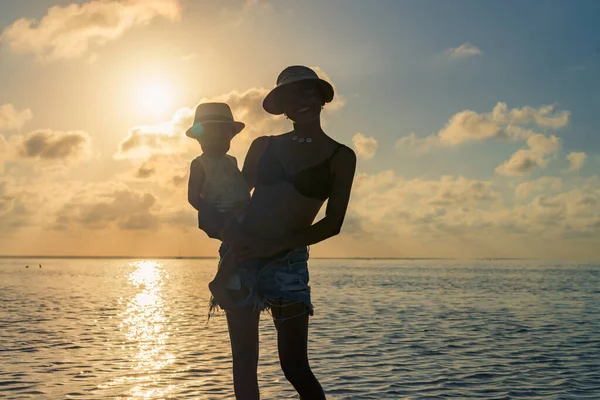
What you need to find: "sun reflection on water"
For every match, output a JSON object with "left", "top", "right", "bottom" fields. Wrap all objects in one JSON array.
[{"left": 109, "top": 260, "right": 176, "bottom": 398}]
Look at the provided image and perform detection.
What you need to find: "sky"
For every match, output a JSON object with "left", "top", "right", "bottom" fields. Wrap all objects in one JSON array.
[{"left": 1, "top": 0, "right": 599, "bottom": 259}]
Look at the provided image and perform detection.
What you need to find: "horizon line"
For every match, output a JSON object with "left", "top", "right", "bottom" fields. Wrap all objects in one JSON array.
[{"left": 0, "top": 254, "right": 545, "bottom": 261}]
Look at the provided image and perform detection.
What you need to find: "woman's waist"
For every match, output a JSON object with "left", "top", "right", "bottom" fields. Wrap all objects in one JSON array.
[
  {"left": 243, "top": 193, "right": 321, "bottom": 234},
  {"left": 223, "top": 244, "right": 309, "bottom": 271},
  {"left": 242, "top": 212, "right": 313, "bottom": 238}
]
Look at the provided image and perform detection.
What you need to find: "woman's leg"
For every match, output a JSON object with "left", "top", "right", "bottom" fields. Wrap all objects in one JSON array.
[
  {"left": 226, "top": 306, "right": 261, "bottom": 400},
  {"left": 273, "top": 302, "right": 325, "bottom": 399}
]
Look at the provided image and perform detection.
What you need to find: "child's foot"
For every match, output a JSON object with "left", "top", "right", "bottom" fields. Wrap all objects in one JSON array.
[{"left": 209, "top": 280, "right": 236, "bottom": 311}]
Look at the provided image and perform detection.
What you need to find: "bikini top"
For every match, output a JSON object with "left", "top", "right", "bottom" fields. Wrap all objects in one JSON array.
[{"left": 255, "top": 136, "right": 344, "bottom": 201}]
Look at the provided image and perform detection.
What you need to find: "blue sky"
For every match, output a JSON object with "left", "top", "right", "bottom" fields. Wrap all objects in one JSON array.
[{"left": 0, "top": 0, "right": 599, "bottom": 258}]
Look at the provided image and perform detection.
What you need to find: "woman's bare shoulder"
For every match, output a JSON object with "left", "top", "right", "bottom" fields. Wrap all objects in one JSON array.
[
  {"left": 332, "top": 143, "right": 357, "bottom": 168},
  {"left": 247, "top": 136, "right": 271, "bottom": 157}
]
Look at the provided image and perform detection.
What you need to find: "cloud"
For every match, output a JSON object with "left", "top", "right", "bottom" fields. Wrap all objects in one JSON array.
[
  {"left": 11, "top": 129, "right": 92, "bottom": 161},
  {"left": 352, "top": 133, "right": 378, "bottom": 160},
  {"left": 343, "top": 169, "right": 600, "bottom": 258},
  {"left": 0, "top": 104, "right": 33, "bottom": 131},
  {"left": 395, "top": 132, "right": 444, "bottom": 153},
  {"left": 495, "top": 134, "right": 560, "bottom": 176},
  {"left": 0, "top": 178, "right": 37, "bottom": 234},
  {"left": 219, "top": 0, "right": 277, "bottom": 28},
  {"left": 53, "top": 184, "right": 159, "bottom": 231},
  {"left": 351, "top": 171, "right": 501, "bottom": 232},
  {"left": 515, "top": 177, "right": 563, "bottom": 200},
  {"left": 438, "top": 103, "right": 569, "bottom": 145},
  {"left": 446, "top": 42, "right": 482, "bottom": 58},
  {"left": 116, "top": 107, "right": 194, "bottom": 159},
  {"left": 136, "top": 162, "right": 156, "bottom": 178},
  {"left": 0, "top": 135, "right": 8, "bottom": 167},
  {"left": 397, "top": 103, "right": 570, "bottom": 158},
  {"left": 1, "top": 0, "right": 181, "bottom": 62},
  {"left": 567, "top": 152, "right": 586, "bottom": 171},
  {"left": 124, "top": 154, "right": 189, "bottom": 191}
]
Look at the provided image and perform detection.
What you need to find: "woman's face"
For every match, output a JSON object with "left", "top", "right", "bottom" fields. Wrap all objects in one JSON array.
[
  {"left": 199, "top": 123, "right": 233, "bottom": 156},
  {"left": 280, "top": 81, "right": 324, "bottom": 124}
]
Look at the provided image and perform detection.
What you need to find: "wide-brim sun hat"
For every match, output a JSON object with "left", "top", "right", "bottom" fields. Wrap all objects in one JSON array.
[
  {"left": 185, "top": 102, "right": 245, "bottom": 138},
  {"left": 263, "top": 65, "right": 334, "bottom": 115}
]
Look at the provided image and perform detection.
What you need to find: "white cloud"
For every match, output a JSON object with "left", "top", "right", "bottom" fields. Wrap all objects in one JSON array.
[
  {"left": 437, "top": 103, "right": 569, "bottom": 145},
  {"left": 515, "top": 177, "right": 563, "bottom": 200},
  {"left": 567, "top": 152, "right": 586, "bottom": 171},
  {"left": 446, "top": 42, "right": 482, "bottom": 58},
  {"left": 10, "top": 129, "right": 92, "bottom": 162},
  {"left": 0, "top": 135, "right": 8, "bottom": 169},
  {"left": 352, "top": 132, "right": 378, "bottom": 160},
  {"left": 116, "top": 107, "right": 194, "bottom": 159},
  {"left": 219, "top": 0, "right": 277, "bottom": 28},
  {"left": 1, "top": 129, "right": 92, "bottom": 172},
  {"left": 397, "top": 103, "right": 570, "bottom": 168},
  {"left": 1, "top": 0, "right": 181, "bottom": 62},
  {"left": 495, "top": 134, "right": 560, "bottom": 176},
  {"left": 395, "top": 132, "right": 443, "bottom": 153},
  {"left": 53, "top": 182, "right": 160, "bottom": 231},
  {"left": 344, "top": 170, "right": 600, "bottom": 258},
  {"left": 0, "top": 104, "right": 32, "bottom": 131},
  {"left": 0, "top": 177, "right": 38, "bottom": 233},
  {"left": 351, "top": 171, "right": 502, "bottom": 235},
  {"left": 398, "top": 103, "right": 569, "bottom": 152}
]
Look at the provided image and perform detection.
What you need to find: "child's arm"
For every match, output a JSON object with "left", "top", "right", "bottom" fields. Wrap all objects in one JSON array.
[
  {"left": 187, "top": 158, "right": 206, "bottom": 211},
  {"left": 188, "top": 158, "right": 222, "bottom": 239}
]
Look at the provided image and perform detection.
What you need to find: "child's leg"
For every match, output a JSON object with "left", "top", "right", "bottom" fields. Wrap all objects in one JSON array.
[{"left": 209, "top": 248, "right": 237, "bottom": 310}]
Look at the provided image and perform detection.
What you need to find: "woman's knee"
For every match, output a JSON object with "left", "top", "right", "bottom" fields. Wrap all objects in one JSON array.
[
  {"left": 280, "top": 356, "right": 311, "bottom": 381},
  {"left": 231, "top": 340, "right": 258, "bottom": 366}
]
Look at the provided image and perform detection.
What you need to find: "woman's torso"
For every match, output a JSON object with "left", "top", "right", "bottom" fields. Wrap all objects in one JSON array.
[{"left": 243, "top": 134, "right": 343, "bottom": 238}]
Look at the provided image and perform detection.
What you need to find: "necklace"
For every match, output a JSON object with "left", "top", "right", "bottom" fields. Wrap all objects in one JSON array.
[{"left": 292, "top": 135, "right": 313, "bottom": 143}]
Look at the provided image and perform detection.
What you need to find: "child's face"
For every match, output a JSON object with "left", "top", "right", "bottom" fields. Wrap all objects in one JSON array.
[{"left": 199, "top": 123, "right": 234, "bottom": 156}]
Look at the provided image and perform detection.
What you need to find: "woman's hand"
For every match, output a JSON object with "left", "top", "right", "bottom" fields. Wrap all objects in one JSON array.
[{"left": 233, "top": 236, "right": 288, "bottom": 259}]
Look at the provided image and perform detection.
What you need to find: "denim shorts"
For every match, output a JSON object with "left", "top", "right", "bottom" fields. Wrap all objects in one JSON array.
[{"left": 214, "top": 244, "right": 313, "bottom": 318}]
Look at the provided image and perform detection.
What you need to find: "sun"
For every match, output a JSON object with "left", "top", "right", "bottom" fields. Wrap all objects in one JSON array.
[{"left": 136, "top": 81, "right": 174, "bottom": 116}]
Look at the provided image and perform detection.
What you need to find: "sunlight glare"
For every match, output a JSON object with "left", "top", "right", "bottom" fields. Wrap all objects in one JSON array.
[
  {"left": 106, "top": 260, "right": 176, "bottom": 398},
  {"left": 136, "top": 81, "right": 173, "bottom": 116}
]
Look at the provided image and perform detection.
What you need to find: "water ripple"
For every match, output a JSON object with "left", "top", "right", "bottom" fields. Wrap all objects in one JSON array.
[{"left": 1, "top": 258, "right": 599, "bottom": 398}]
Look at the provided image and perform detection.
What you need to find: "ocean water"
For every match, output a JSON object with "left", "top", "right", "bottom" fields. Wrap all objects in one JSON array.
[{"left": 1, "top": 258, "right": 599, "bottom": 399}]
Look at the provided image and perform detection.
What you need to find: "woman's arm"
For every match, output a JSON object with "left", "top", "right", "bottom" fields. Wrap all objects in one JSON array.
[
  {"left": 280, "top": 146, "right": 357, "bottom": 248},
  {"left": 187, "top": 158, "right": 206, "bottom": 211}
]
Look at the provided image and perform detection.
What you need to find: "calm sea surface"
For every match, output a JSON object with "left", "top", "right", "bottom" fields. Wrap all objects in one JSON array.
[{"left": 1, "top": 258, "right": 599, "bottom": 399}]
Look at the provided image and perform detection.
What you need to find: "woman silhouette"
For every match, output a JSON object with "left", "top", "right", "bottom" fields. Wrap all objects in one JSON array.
[{"left": 218, "top": 65, "right": 356, "bottom": 399}]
